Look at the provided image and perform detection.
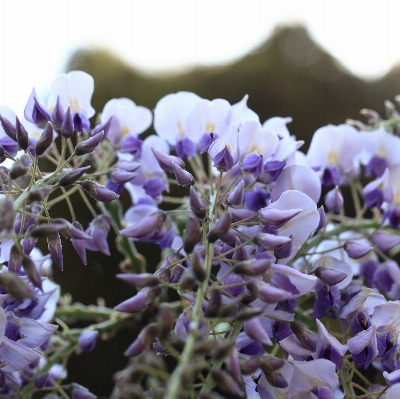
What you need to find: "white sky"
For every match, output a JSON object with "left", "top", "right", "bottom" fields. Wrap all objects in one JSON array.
[{"left": 1, "top": 0, "right": 400, "bottom": 114}]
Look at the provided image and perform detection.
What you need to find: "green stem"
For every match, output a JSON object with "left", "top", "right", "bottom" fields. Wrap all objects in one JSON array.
[{"left": 165, "top": 177, "right": 218, "bottom": 399}]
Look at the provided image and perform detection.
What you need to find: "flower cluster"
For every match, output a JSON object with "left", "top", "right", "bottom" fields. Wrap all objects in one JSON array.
[{"left": 1, "top": 70, "right": 400, "bottom": 398}]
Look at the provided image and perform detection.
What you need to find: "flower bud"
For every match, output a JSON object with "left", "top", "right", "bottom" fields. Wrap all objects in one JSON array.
[
  {"left": 52, "top": 96, "right": 65, "bottom": 129},
  {"left": 190, "top": 252, "right": 207, "bottom": 282},
  {"left": 124, "top": 323, "right": 158, "bottom": 357},
  {"left": 61, "top": 107, "right": 74, "bottom": 138},
  {"left": 79, "top": 331, "right": 99, "bottom": 352},
  {"left": 92, "top": 116, "right": 113, "bottom": 140},
  {"left": 372, "top": 231, "right": 400, "bottom": 252},
  {"left": 0, "top": 200, "right": 14, "bottom": 231},
  {"left": 227, "top": 180, "right": 245, "bottom": 206},
  {"left": 116, "top": 273, "right": 160, "bottom": 288},
  {"left": 120, "top": 210, "right": 167, "bottom": 239},
  {"left": 207, "top": 212, "right": 232, "bottom": 243},
  {"left": 151, "top": 146, "right": 184, "bottom": 172},
  {"left": 47, "top": 231, "right": 63, "bottom": 270},
  {"left": 34, "top": 373, "right": 49, "bottom": 389},
  {"left": 107, "top": 168, "right": 138, "bottom": 184},
  {"left": 0, "top": 114, "right": 16, "bottom": 141},
  {"left": 74, "top": 131, "right": 104, "bottom": 156},
  {"left": 210, "top": 370, "right": 244, "bottom": 398},
  {"left": 344, "top": 241, "right": 373, "bottom": 259},
  {"left": 0, "top": 145, "right": 6, "bottom": 164},
  {"left": 22, "top": 255, "right": 42, "bottom": 291},
  {"left": 252, "top": 233, "right": 291, "bottom": 250},
  {"left": 316, "top": 205, "right": 327, "bottom": 230},
  {"left": 258, "top": 282, "right": 292, "bottom": 303},
  {"left": 8, "top": 244, "right": 23, "bottom": 273},
  {"left": 190, "top": 186, "right": 207, "bottom": 219},
  {"left": 325, "top": 186, "right": 343, "bottom": 212},
  {"left": 9, "top": 154, "right": 30, "bottom": 180},
  {"left": 71, "top": 221, "right": 87, "bottom": 264},
  {"left": 183, "top": 215, "right": 201, "bottom": 253},
  {"left": 236, "top": 307, "right": 263, "bottom": 321},
  {"left": 59, "top": 166, "right": 90, "bottom": 187},
  {"left": 35, "top": 122, "right": 54, "bottom": 156},
  {"left": 240, "top": 357, "right": 263, "bottom": 375},
  {"left": 233, "top": 259, "right": 271, "bottom": 276},
  {"left": 274, "top": 236, "right": 293, "bottom": 259},
  {"left": 15, "top": 117, "right": 29, "bottom": 150},
  {"left": 28, "top": 186, "right": 51, "bottom": 202},
  {"left": 243, "top": 316, "right": 272, "bottom": 346},
  {"left": 28, "top": 222, "right": 68, "bottom": 237},
  {"left": 81, "top": 180, "right": 119, "bottom": 202},
  {"left": 70, "top": 383, "right": 97, "bottom": 399},
  {"left": 22, "top": 226, "right": 38, "bottom": 255},
  {"left": 115, "top": 286, "right": 162, "bottom": 313},
  {"left": 206, "top": 289, "right": 222, "bottom": 317},
  {"left": 178, "top": 270, "right": 197, "bottom": 291},
  {"left": 172, "top": 162, "right": 194, "bottom": 187},
  {"left": 314, "top": 266, "right": 348, "bottom": 286},
  {"left": 230, "top": 208, "right": 255, "bottom": 222},
  {"left": 0, "top": 272, "right": 34, "bottom": 299},
  {"left": 290, "top": 321, "right": 317, "bottom": 349},
  {"left": 257, "top": 208, "right": 301, "bottom": 229}
]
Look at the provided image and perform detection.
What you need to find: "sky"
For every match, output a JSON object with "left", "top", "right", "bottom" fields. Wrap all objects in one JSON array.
[{"left": 0, "top": 0, "right": 399, "bottom": 113}]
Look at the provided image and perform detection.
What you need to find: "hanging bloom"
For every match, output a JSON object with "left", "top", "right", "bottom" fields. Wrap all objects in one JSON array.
[
  {"left": 208, "top": 123, "right": 240, "bottom": 171},
  {"left": 153, "top": 91, "right": 201, "bottom": 151},
  {"left": 184, "top": 98, "right": 231, "bottom": 152},
  {"left": 100, "top": 98, "right": 152, "bottom": 145},
  {"left": 307, "top": 124, "right": 362, "bottom": 185},
  {"left": 47, "top": 71, "right": 95, "bottom": 125}
]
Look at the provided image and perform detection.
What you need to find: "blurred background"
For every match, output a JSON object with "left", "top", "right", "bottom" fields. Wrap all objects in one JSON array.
[{"left": 2, "top": 0, "right": 400, "bottom": 397}]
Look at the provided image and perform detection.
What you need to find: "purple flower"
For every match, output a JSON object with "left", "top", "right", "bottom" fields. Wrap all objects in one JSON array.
[{"left": 79, "top": 331, "right": 99, "bottom": 352}]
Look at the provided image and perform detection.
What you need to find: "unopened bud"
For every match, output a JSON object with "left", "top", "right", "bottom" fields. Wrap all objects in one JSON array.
[
  {"left": 0, "top": 114, "right": 16, "bottom": 141},
  {"left": 290, "top": 321, "right": 317, "bottom": 349},
  {"left": 47, "top": 232, "right": 63, "bottom": 270},
  {"left": 79, "top": 330, "right": 99, "bottom": 352},
  {"left": 124, "top": 323, "right": 158, "bottom": 357},
  {"left": 243, "top": 316, "right": 272, "bottom": 346},
  {"left": 151, "top": 146, "right": 185, "bottom": 172},
  {"left": 206, "top": 289, "right": 222, "bottom": 317},
  {"left": 116, "top": 273, "right": 160, "bottom": 288},
  {"left": 15, "top": 117, "right": 29, "bottom": 150},
  {"left": 120, "top": 210, "right": 166, "bottom": 239},
  {"left": 183, "top": 215, "right": 201, "bottom": 253},
  {"left": 257, "top": 208, "right": 301, "bottom": 228},
  {"left": 372, "top": 231, "right": 400, "bottom": 252},
  {"left": 240, "top": 357, "right": 263, "bottom": 375},
  {"left": 28, "top": 186, "right": 51, "bottom": 202},
  {"left": 325, "top": 186, "right": 343, "bottom": 212},
  {"left": 236, "top": 307, "right": 263, "bottom": 321},
  {"left": 344, "top": 241, "right": 373, "bottom": 259},
  {"left": 316, "top": 205, "right": 327, "bottom": 230},
  {"left": 207, "top": 212, "right": 232, "bottom": 243},
  {"left": 190, "top": 186, "right": 207, "bottom": 219},
  {"left": 210, "top": 370, "right": 244, "bottom": 398},
  {"left": 59, "top": 166, "right": 90, "bottom": 187},
  {"left": 190, "top": 252, "right": 207, "bottom": 282},
  {"left": 9, "top": 154, "right": 30, "bottom": 179},
  {"left": 0, "top": 272, "right": 34, "bottom": 299},
  {"left": 8, "top": 245, "right": 23, "bottom": 273},
  {"left": 172, "top": 162, "right": 194, "bottom": 187},
  {"left": 274, "top": 236, "right": 293, "bottom": 259},
  {"left": 252, "top": 233, "right": 291, "bottom": 250},
  {"left": 227, "top": 180, "right": 244, "bottom": 206},
  {"left": 35, "top": 122, "right": 54, "bottom": 156},
  {"left": 314, "top": 266, "right": 348, "bottom": 286},
  {"left": 52, "top": 96, "right": 65, "bottom": 129},
  {"left": 258, "top": 282, "right": 292, "bottom": 303},
  {"left": 81, "top": 180, "right": 119, "bottom": 202},
  {"left": 22, "top": 255, "right": 42, "bottom": 291},
  {"left": 233, "top": 259, "right": 271, "bottom": 276},
  {"left": 61, "top": 107, "right": 74, "bottom": 138},
  {"left": 74, "top": 131, "right": 104, "bottom": 156},
  {"left": 107, "top": 168, "right": 138, "bottom": 184}
]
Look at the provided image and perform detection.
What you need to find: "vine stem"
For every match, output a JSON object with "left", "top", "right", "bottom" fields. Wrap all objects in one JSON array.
[{"left": 164, "top": 179, "right": 218, "bottom": 399}]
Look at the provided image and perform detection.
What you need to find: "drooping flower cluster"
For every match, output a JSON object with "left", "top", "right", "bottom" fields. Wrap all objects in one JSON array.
[{"left": 2, "top": 70, "right": 400, "bottom": 398}]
